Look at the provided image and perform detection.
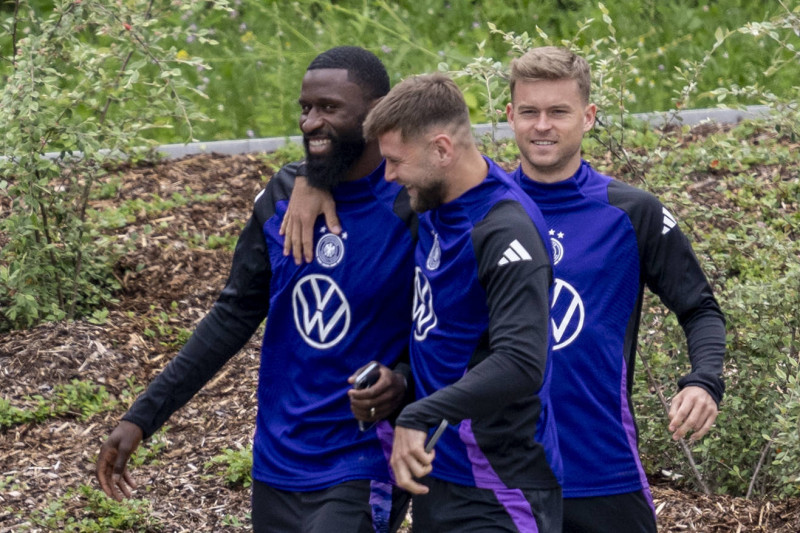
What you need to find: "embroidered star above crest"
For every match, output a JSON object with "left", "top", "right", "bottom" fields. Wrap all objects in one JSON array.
[
  {"left": 558, "top": 232, "right": 564, "bottom": 239},
  {"left": 549, "top": 229, "right": 555, "bottom": 236}
]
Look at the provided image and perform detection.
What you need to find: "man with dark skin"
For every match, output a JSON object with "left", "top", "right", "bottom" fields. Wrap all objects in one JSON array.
[
  {"left": 282, "top": 48, "right": 725, "bottom": 533},
  {"left": 96, "top": 46, "right": 416, "bottom": 533}
]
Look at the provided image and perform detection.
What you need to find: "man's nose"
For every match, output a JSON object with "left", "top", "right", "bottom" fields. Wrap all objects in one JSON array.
[
  {"left": 384, "top": 161, "right": 397, "bottom": 182},
  {"left": 534, "top": 113, "right": 551, "bottom": 131},
  {"left": 300, "top": 108, "right": 323, "bottom": 134}
]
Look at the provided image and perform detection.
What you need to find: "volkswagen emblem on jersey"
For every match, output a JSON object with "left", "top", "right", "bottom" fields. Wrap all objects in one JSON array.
[
  {"left": 292, "top": 274, "right": 351, "bottom": 349},
  {"left": 412, "top": 267, "right": 437, "bottom": 341},
  {"left": 550, "top": 278, "right": 584, "bottom": 350},
  {"left": 549, "top": 228, "right": 565, "bottom": 265},
  {"left": 426, "top": 232, "right": 441, "bottom": 271},
  {"left": 316, "top": 231, "right": 345, "bottom": 268}
]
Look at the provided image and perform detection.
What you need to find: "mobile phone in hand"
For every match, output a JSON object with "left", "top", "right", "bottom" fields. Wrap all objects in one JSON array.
[
  {"left": 354, "top": 362, "right": 380, "bottom": 390},
  {"left": 425, "top": 420, "right": 448, "bottom": 453},
  {"left": 355, "top": 362, "right": 381, "bottom": 431}
]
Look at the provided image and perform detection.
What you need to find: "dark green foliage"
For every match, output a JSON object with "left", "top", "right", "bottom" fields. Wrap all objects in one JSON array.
[{"left": 0, "top": 0, "right": 229, "bottom": 331}]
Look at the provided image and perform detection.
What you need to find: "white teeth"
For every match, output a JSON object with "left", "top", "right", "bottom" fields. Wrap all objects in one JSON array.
[
  {"left": 309, "top": 139, "right": 330, "bottom": 147},
  {"left": 534, "top": 141, "right": 555, "bottom": 145}
]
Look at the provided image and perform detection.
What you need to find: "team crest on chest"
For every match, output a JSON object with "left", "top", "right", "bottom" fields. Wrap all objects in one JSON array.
[
  {"left": 316, "top": 227, "right": 347, "bottom": 268},
  {"left": 549, "top": 228, "right": 565, "bottom": 265},
  {"left": 426, "top": 231, "right": 441, "bottom": 271}
]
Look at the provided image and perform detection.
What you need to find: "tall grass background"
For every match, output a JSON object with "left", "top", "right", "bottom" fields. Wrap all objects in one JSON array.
[{"left": 2, "top": 0, "right": 788, "bottom": 143}]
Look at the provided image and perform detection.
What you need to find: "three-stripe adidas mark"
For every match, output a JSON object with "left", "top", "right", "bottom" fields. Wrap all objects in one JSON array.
[
  {"left": 498, "top": 239, "right": 532, "bottom": 266},
  {"left": 662, "top": 207, "right": 677, "bottom": 235}
]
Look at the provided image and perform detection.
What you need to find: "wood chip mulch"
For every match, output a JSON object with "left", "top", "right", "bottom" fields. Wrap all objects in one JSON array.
[{"left": 2, "top": 151, "right": 799, "bottom": 532}]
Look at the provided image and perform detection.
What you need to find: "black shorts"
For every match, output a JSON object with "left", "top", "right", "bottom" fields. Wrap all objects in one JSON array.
[
  {"left": 251, "top": 478, "right": 410, "bottom": 533},
  {"left": 412, "top": 476, "right": 562, "bottom": 532},
  {"left": 563, "top": 489, "right": 657, "bottom": 533}
]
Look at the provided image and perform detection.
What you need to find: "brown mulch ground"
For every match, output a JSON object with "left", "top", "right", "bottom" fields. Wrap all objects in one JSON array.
[{"left": 2, "top": 151, "right": 799, "bottom": 532}]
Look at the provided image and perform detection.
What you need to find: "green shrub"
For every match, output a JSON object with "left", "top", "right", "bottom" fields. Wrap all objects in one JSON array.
[
  {"left": 72, "top": 0, "right": 795, "bottom": 142},
  {"left": 0, "top": 0, "right": 229, "bottom": 331}
]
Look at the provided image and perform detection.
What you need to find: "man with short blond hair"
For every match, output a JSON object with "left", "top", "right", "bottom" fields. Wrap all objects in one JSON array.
[
  {"left": 506, "top": 46, "right": 726, "bottom": 533},
  {"left": 367, "top": 73, "right": 562, "bottom": 532}
]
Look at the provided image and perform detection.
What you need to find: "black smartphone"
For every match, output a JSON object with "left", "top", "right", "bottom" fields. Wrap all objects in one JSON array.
[
  {"left": 425, "top": 420, "right": 448, "bottom": 453},
  {"left": 354, "top": 362, "right": 380, "bottom": 390}
]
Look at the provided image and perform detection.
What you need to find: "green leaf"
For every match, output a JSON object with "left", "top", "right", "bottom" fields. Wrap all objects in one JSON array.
[{"left": 715, "top": 27, "right": 725, "bottom": 45}]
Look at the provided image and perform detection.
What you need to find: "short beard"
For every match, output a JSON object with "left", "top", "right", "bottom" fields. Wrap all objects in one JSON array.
[
  {"left": 304, "top": 132, "right": 366, "bottom": 191},
  {"left": 409, "top": 179, "right": 446, "bottom": 213}
]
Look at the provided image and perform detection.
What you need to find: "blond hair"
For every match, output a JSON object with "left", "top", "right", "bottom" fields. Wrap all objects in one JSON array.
[{"left": 509, "top": 46, "right": 591, "bottom": 104}]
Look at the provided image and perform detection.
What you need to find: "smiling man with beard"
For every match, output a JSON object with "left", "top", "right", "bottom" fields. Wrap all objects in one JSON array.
[
  {"left": 300, "top": 63, "right": 369, "bottom": 191},
  {"left": 96, "top": 46, "right": 418, "bottom": 533},
  {"left": 366, "top": 74, "right": 562, "bottom": 533}
]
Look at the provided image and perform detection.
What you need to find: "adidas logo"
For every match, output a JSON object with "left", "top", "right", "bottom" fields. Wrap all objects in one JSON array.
[
  {"left": 498, "top": 239, "right": 532, "bottom": 266},
  {"left": 662, "top": 207, "right": 677, "bottom": 235}
]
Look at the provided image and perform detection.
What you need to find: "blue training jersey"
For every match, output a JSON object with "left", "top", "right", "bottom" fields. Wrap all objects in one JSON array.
[
  {"left": 396, "top": 157, "right": 562, "bottom": 493},
  {"left": 125, "top": 161, "right": 417, "bottom": 492},
  {"left": 512, "top": 160, "right": 725, "bottom": 498},
  {"left": 253, "top": 161, "right": 415, "bottom": 489}
]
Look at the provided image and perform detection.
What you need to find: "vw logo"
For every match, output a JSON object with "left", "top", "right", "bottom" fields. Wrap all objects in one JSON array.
[
  {"left": 292, "top": 274, "right": 351, "bottom": 349},
  {"left": 412, "top": 267, "right": 437, "bottom": 341},
  {"left": 551, "top": 278, "right": 584, "bottom": 350}
]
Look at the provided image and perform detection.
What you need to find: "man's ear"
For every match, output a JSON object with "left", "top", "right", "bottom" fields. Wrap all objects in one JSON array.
[
  {"left": 583, "top": 103, "right": 597, "bottom": 132},
  {"left": 505, "top": 102, "right": 515, "bottom": 130},
  {"left": 431, "top": 133, "right": 454, "bottom": 165}
]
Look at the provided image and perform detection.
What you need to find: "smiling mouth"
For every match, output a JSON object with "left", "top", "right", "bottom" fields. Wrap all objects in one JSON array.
[
  {"left": 306, "top": 137, "right": 332, "bottom": 155},
  {"left": 533, "top": 140, "right": 556, "bottom": 146}
]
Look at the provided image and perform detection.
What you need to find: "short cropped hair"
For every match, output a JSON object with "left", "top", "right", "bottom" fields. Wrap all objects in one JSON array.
[
  {"left": 307, "top": 46, "right": 390, "bottom": 101},
  {"left": 364, "top": 73, "right": 470, "bottom": 142},
  {"left": 509, "top": 46, "right": 591, "bottom": 104}
]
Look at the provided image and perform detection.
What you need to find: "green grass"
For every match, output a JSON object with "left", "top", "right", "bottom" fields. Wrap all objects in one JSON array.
[
  {"left": 178, "top": 0, "right": 796, "bottom": 141},
  {"left": 1, "top": 1, "right": 795, "bottom": 143}
]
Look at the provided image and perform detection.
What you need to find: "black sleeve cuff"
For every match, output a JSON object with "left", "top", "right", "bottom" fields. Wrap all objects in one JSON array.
[{"left": 678, "top": 372, "right": 725, "bottom": 406}]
